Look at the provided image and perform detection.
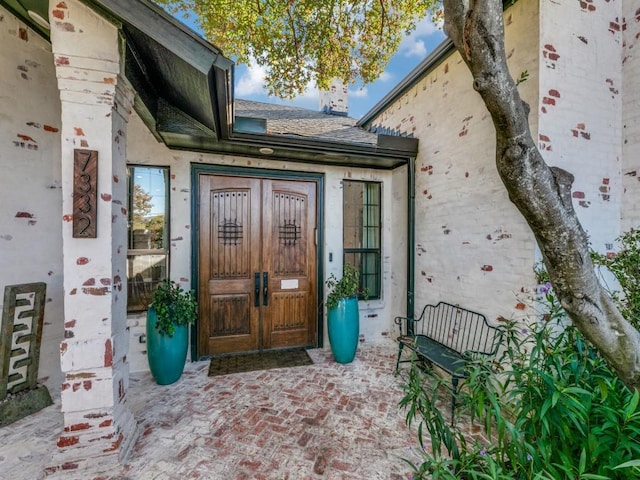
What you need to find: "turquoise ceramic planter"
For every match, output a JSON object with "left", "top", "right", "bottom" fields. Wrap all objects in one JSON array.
[
  {"left": 146, "top": 307, "right": 189, "bottom": 385},
  {"left": 327, "top": 296, "right": 359, "bottom": 364}
]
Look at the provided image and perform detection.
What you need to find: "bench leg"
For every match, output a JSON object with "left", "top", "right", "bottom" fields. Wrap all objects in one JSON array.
[
  {"left": 451, "top": 377, "right": 460, "bottom": 426},
  {"left": 394, "top": 342, "right": 404, "bottom": 374}
]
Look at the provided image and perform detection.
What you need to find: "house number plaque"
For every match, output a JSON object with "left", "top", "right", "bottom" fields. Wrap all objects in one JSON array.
[{"left": 73, "top": 149, "right": 98, "bottom": 238}]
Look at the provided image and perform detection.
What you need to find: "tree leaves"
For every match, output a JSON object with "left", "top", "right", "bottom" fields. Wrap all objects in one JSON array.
[{"left": 155, "top": 0, "right": 440, "bottom": 97}]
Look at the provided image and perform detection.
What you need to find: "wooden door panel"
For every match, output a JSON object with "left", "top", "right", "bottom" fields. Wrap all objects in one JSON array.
[
  {"left": 198, "top": 176, "right": 260, "bottom": 355},
  {"left": 269, "top": 291, "right": 311, "bottom": 347},
  {"left": 198, "top": 174, "right": 317, "bottom": 356},
  {"left": 262, "top": 180, "right": 317, "bottom": 349},
  {"left": 209, "top": 295, "right": 251, "bottom": 336}
]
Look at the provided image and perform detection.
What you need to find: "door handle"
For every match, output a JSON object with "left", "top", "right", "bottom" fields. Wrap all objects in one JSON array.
[
  {"left": 263, "top": 272, "right": 269, "bottom": 306},
  {"left": 254, "top": 272, "right": 260, "bottom": 307}
]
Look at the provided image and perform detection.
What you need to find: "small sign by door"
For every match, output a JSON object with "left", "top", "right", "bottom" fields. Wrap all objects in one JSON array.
[{"left": 73, "top": 149, "right": 98, "bottom": 238}]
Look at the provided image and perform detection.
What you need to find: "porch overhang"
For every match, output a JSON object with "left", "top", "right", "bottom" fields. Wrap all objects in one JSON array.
[
  {"left": 168, "top": 131, "right": 417, "bottom": 170},
  {"left": 2, "top": 0, "right": 417, "bottom": 169},
  {"left": 0, "top": 0, "right": 233, "bottom": 141},
  {"left": 85, "top": 0, "right": 234, "bottom": 143}
]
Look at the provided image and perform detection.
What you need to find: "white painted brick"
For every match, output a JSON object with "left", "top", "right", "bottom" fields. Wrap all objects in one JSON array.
[
  {"left": 539, "top": 0, "right": 623, "bottom": 253},
  {"left": 60, "top": 337, "right": 113, "bottom": 372},
  {"left": 622, "top": 0, "right": 640, "bottom": 230},
  {"left": 0, "top": 4, "right": 65, "bottom": 392},
  {"left": 61, "top": 370, "right": 117, "bottom": 413},
  {"left": 367, "top": 0, "right": 540, "bottom": 323}
]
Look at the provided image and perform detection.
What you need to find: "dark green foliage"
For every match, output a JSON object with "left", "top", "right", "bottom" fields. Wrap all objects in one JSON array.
[
  {"left": 150, "top": 280, "right": 197, "bottom": 337},
  {"left": 592, "top": 229, "right": 640, "bottom": 330},
  {"left": 515, "top": 70, "right": 529, "bottom": 86},
  {"left": 325, "top": 264, "right": 368, "bottom": 310},
  {"left": 400, "top": 282, "right": 640, "bottom": 479}
]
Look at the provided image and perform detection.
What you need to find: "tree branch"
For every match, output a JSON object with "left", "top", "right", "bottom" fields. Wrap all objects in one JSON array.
[{"left": 442, "top": 0, "right": 640, "bottom": 389}]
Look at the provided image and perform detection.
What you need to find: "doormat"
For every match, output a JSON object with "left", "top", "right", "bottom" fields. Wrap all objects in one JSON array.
[{"left": 208, "top": 348, "right": 313, "bottom": 377}]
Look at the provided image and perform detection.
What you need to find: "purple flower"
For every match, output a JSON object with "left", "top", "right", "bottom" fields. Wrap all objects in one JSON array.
[
  {"left": 479, "top": 449, "right": 487, "bottom": 457},
  {"left": 538, "top": 282, "right": 552, "bottom": 294}
]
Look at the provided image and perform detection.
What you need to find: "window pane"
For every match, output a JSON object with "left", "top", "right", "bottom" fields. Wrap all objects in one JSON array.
[
  {"left": 127, "top": 166, "right": 169, "bottom": 312},
  {"left": 129, "top": 167, "right": 168, "bottom": 250},
  {"left": 343, "top": 180, "right": 381, "bottom": 300},
  {"left": 127, "top": 254, "right": 168, "bottom": 311},
  {"left": 343, "top": 182, "right": 364, "bottom": 249},
  {"left": 344, "top": 251, "right": 380, "bottom": 299},
  {"left": 363, "top": 183, "right": 380, "bottom": 249}
]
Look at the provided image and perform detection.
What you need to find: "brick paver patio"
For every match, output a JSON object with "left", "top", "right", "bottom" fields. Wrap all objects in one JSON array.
[{"left": 0, "top": 340, "right": 469, "bottom": 479}]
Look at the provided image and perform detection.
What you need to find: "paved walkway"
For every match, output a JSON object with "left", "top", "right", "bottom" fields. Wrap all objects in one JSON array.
[{"left": 0, "top": 340, "right": 443, "bottom": 479}]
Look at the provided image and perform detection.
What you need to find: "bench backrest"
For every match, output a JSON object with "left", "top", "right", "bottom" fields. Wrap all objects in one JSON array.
[{"left": 415, "top": 302, "right": 502, "bottom": 356}]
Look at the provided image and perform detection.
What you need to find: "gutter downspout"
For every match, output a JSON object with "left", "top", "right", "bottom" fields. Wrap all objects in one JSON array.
[{"left": 407, "top": 157, "right": 416, "bottom": 335}]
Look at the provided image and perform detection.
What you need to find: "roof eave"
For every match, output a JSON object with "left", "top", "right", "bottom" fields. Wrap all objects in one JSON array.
[
  {"left": 358, "top": 0, "right": 517, "bottom": 129},
  {"left": 84, "top": 0, "right": 233, "bottom": 139},
  {"left": 357, "top": 39, "right": 455, "bottom": 129},
  {"left": 209, "top": 132, "right": 417, "bottom": 170}
]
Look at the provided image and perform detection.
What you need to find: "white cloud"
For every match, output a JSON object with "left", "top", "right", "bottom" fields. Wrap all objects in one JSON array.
[
  {"left": 350, "top": 86, "right": 369, "bottom": 98},
  {"left": 402, "top": 39, "right": 427, "bottom": 58},
  {"left": 413, "top": 16, "right": 441, "bottom": 37},
  {"left": 399, "top": 16, "right": 441, "bottom": 58},
  {"left": 235, "top": 59, "right": 320, "bottom": 109},
  {"left": 235, "top": 63, "right": 267, "bottom": 96},
  {"left": 279, "top": 81, "right": 319, "bottom": 108},
  {"left": 378, "top": 71, "right": 394, "bottom": 83},
  {"left": 296, "top": 82, "right": 320, "bottom": 101}
]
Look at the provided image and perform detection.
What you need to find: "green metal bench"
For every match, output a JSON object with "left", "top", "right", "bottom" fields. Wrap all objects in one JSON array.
[{"left": 394, "top": 301, "right": 503, "bottom": 423}]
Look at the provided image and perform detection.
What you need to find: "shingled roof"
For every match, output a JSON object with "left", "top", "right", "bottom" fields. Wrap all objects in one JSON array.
[{"left": 234, "top": 99, "right": 377, "bottom": 146}]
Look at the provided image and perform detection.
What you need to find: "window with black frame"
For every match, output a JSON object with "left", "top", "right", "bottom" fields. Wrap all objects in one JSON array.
[
  {"left": 126, "top": 166, "right": 169, "bottom": 312},
  {"left": 343, "top": 180, "right": 381, "bottom": 300}
]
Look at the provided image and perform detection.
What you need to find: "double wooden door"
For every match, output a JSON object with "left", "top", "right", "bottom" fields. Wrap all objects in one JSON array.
[{"left": 198, "top": 174, "right": 317, "bottom": 356}]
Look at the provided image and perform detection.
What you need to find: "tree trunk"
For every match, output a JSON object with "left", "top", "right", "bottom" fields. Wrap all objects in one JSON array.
[{"left": 442, "top": 0, "right": 640, "bottom": 389}]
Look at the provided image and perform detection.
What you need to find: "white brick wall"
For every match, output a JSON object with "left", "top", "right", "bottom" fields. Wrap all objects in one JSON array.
[
  {"left": 622, "top": 1, "right": 640, "bottom": 231},
  {"left": 366, "top": 0, "right": 540, "bottom": 324},
  {"left": 0, "top": 6, "right": 64, "bottom": 393},
  {"left": 319, "top": 78, "right": 349, "bottom": 115},
  {"left": 539, "top": 0, "right": 623, "bottom": 255},
  {"left": 366, "top": 0, "right": 637, "bottom": 322}
]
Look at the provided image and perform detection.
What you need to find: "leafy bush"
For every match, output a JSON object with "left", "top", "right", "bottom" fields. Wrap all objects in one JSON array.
[
  {"left": 150, "top": 280, "right": 197, "bottom": 337},
  {"left": 592, "top": 229, "right": 640, "bottom": 330},
  {"left": 325, "top": 264, "right": 368, "bottom": 310},
  {"left": 399, "top": 280, "right": 640, "bottom": 479}
]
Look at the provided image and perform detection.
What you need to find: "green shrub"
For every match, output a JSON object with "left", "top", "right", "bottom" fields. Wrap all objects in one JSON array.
[
  {"left": 325, "top": 264, "right": 368, "bottom": 310},
  {"left": 592, "top": 228, "right": 640, "bottom": 330},
  {"left": 399, "top": 280, "right": 640, "bottom": 479},
  {"left": 149, "top": 280, "right": 197, "bottom": 337}
]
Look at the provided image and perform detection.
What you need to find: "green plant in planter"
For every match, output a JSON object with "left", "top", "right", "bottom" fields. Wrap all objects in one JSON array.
[
  {"left": 325, "top": 263, "right": 369, "bottom": 310},
  {"left": 149, "top": 280, "right": 197, "bottom": 336}
]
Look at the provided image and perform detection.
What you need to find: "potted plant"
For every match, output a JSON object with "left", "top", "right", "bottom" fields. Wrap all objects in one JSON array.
[
  {"left": 325, "top": 264, "right": 368, "bottom": 364},
  {"left": 146, "top": 280, "right": 197, "bottom": 385}
]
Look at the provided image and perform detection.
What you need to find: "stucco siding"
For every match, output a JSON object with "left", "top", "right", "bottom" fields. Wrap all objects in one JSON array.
[
  {"left": 622, "top": 1, "right": 640, "bottom": 231},
  {"left": 0, "top": 7, "right": 63, "bottom": 392},
  {"left": 366, "top": 0, "right": 540, "bottom": 324}
]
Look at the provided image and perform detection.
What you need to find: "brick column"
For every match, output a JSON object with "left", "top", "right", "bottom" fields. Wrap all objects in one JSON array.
[{"left": 46, "top": 0, "right": 137, "bottom": 475}]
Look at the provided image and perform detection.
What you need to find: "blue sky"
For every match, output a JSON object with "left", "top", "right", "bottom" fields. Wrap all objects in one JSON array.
[{"left": 174, "top": 13, "right": 445, "bottom": 120}]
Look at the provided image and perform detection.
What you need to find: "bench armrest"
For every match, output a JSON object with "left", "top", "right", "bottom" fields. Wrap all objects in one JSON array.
[
  {"left": 394, "top": 315, "right": 424, "bottom": 337},
  {"left": 394, "top": 315, "right": 422, "bottom": 326}
]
